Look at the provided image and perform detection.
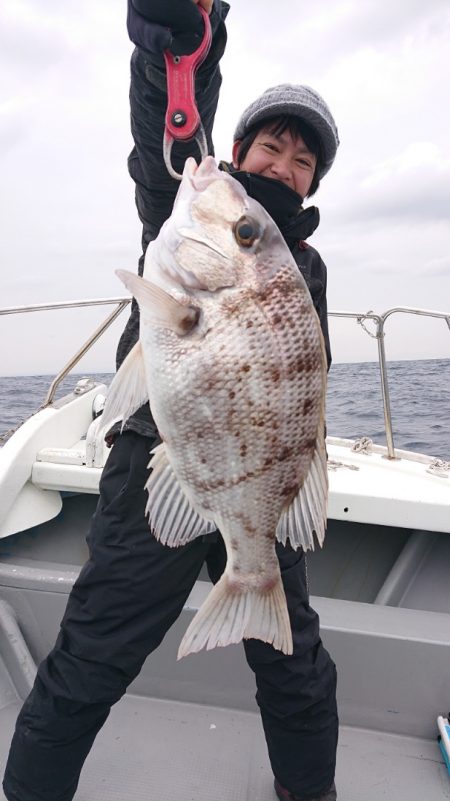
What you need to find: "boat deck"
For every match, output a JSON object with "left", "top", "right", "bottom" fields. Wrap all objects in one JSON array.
[{"left": 0, "top": 692, "right": 448, "bottom": 801}]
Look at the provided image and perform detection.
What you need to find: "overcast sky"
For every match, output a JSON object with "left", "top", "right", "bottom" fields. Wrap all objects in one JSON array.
[{"left": 1, "top": 0, "right": 450, "bottom": 375}]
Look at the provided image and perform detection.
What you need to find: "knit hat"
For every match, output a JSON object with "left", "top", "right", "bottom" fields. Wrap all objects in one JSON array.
[{"left": 233, "top": 84, "right": 339, "bottom": 178}]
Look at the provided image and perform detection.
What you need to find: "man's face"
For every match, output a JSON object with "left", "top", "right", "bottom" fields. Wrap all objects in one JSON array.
[{"left": 232, "top": 125, "right": 317, "bottom": 198}]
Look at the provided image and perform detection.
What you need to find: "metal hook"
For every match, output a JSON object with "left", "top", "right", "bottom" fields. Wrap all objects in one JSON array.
[{"left": 163, "top": 124, "right": 209, "bottom": 181}]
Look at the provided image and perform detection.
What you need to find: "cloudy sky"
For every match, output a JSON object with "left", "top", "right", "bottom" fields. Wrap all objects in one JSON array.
[{"left": 1, "top": 0, "right": 450, "bottom": 375}]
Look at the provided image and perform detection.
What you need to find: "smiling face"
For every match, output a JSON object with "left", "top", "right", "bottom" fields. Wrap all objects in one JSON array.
[{"left": 232, "top": 125, "right": 318, "bottom": 198}]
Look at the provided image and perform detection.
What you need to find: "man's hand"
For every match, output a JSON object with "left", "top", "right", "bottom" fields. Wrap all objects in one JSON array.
[
  {"left": 131, "top": 1, "right": 213, "bottom": 34},
  {"left": 130, "top": 0, "right": 214, "bottom": 54}
]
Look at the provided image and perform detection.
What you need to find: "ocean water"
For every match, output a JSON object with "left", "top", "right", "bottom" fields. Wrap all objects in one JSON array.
[{"left": 1, "top": 359, "right": 449, "bottom": 460}]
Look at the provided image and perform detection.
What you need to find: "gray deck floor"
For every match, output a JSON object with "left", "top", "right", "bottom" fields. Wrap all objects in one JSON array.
[{"left": 1, "top": 694, "right": 449, "bottom": 801}]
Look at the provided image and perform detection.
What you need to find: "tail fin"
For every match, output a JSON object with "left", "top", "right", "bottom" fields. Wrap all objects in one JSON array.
[{"left": 178, "top": 574, "right": 293, "bottom": 659}]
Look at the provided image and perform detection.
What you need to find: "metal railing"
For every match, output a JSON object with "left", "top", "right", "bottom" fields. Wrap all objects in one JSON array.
[
  {"left": 0, "top": 297, "right": 130, "bottom": 406},
  {"left": 328, "top": 307, "right": 450, "bottom": 458},
  {"left": 1, "top": 298, "right": 449, "bottom": 459}
]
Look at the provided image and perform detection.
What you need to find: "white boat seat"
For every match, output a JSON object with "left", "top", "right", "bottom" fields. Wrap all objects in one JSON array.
[
  {"left": 32, "top": 460, "right": 103, "bottom": 495},
  {"left": 33, "top": 439, "right": 103, "bottom": 495},
  {"left": 36, "top": 442, "right": 87, "bottom": 466},
  {"left": 32, "top": 415, "right": 109, "bottom": 495}
]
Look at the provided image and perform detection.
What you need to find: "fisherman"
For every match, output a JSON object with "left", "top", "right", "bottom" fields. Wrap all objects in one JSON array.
[{"left": 3, "top": 2, "right": 339, "bottom": 801}]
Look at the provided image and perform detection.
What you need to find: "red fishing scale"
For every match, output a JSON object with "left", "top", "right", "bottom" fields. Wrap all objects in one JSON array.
[{"left": 163, "top": 6, "right": 212, "bottom": 180}]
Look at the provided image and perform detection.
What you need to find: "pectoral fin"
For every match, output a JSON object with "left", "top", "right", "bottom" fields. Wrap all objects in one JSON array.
[
  {"left": 100, "top": 341, "right": 148, "bottom": 434},
  {"left": 117, "top": 270, "right": 200, "bottom": 335},
  {"left": 146, "top": 443, "right": 216, "bottom": 546}
]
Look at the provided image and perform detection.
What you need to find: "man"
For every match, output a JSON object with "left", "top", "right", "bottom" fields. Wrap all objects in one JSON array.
[{"left": 3, "top": 2, "right": 339, "bottom": 800}]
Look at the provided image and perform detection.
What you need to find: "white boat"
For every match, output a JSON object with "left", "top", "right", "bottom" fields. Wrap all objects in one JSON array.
[{"left": 0, "top": 298, "right": 449, "bottom": 801}]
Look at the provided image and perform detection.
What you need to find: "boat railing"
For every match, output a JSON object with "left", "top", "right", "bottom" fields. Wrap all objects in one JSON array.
[
  {"left": 328, "top": 307, "right": 450, "bottom": 458},
  {"left": 0, "top": 298, "right": 130, "bottom": 406},
  {"left": 1, "top": 299, "right": 449, "bottom": 459}
]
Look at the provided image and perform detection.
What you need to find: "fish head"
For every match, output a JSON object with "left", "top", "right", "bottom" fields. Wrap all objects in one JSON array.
[{"left": 144, "top": 156, "right": 293, "bottom": 296}]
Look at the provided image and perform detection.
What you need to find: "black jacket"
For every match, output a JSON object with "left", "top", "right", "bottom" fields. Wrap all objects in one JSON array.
[{"left": 113, "top": 2, "right": 331, "bottom": 440}]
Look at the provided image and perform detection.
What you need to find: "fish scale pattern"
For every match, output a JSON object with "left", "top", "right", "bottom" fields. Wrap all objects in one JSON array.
[{"left": 147, "top": 260, "right": 325, "bottom": 578}]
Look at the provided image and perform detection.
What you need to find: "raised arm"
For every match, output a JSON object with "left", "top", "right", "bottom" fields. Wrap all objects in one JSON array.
[
  {"left": 126, "top": 0, "right": 229, "bottom": 243},
  {"left": 116, "top": 0, "right": 229, "bottom": 372}
]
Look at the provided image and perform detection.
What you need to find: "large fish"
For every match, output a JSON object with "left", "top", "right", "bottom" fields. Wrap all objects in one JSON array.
[{"left": 101, "top": 156, "right": 328, "bottom": 659}]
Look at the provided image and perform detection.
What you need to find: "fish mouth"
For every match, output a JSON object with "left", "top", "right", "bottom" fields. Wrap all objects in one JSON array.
[
  {"left": 184, "top": 155, "right": 221, "bottom": 190},
  {"left": 180, "top": 158, "right": 240, "bottom": 260}
]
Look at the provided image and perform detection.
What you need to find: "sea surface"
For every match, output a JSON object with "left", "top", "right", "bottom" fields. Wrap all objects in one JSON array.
[{"left": 1, "top": 359, "right": 449, "bottom": 459}]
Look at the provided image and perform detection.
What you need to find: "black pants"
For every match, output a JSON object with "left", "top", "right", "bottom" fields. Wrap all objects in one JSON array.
[{"left": 3, "top": 433, "right": 338, "bottom": 801}]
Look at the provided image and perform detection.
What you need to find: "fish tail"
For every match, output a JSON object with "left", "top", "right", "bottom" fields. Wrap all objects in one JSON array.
[{"left": 177, "top": 574, "right": 293, "bottom": 659}]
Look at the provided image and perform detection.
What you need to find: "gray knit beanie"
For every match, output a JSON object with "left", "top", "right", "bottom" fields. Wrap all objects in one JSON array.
[{"left": 233, "top": 83, "right": 339, "bottom": 178}]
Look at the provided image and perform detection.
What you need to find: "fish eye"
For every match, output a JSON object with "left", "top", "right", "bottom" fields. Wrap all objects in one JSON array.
[{"left": 233, "top": 216, "right": 260, "bottom": 248}]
